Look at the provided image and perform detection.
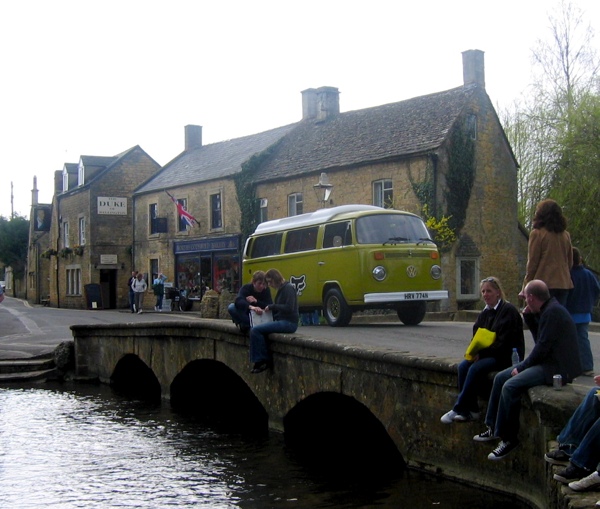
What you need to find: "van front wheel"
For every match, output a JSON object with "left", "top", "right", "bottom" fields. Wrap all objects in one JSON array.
[
  {"left": 323, "top": 289, "right": 352, "bottom": 327},
  {"left": 397, "top": 301, "right": 427, "bottom": 325}
]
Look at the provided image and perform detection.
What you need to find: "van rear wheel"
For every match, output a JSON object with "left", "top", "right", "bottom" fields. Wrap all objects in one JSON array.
[
  {"left": 323, "top": 289, "right": 352, "bottom": 327},
  {"left": 397, "top": 301, "right": 427, "bottom": 325}
]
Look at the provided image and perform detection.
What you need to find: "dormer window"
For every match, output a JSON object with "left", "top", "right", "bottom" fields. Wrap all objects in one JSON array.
[
  {"left": 62, "top": 167, "right": 69, "bottom": 192},
  {"left": 78, "top": 160, "right": 85, "bottom": 186}
]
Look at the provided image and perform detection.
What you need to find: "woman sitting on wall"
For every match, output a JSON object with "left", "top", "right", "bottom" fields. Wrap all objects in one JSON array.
[{"left": 441, "top": 277, "right": 524, "bottom": 423}]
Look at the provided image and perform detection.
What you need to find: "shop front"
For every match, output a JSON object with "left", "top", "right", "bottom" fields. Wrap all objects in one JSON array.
[{"left": 173, "top": 235, "right": 241, "bottom": 301}]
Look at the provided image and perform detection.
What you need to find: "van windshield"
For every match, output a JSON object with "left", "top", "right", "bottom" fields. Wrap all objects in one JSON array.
[{"left": 355, "top": 214, "right": 431, "bottom": 244}]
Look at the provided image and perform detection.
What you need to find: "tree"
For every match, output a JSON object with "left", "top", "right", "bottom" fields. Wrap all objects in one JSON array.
[
  {"left": 0, "top": 215, "right": 30, "bottom": 283},
  {"left": 550, "top": 92, "right": 600, "bottom": 267},
  {"left": 502, "top": 0, "right": 599, "bottom": 236}
]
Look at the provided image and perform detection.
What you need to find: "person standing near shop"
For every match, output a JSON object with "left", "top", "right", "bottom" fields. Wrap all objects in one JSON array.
[
  {"left": 132, "top": 272, "right": 147, "bottom": 314},
  {"left": 152, "top": 273, "right": 167, "bottom": 312},
  {"left": 128, "top": 271, "right": 138, "bottom": 313}
]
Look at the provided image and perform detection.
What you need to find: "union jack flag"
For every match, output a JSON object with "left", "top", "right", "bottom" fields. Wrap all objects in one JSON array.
[{"left": 165, "top": 190, "right": 199, "bottom": 228}]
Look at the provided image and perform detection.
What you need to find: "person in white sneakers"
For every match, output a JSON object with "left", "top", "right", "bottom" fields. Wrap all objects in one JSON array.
[
  {"left": 567, "top": 466, "right": 600, "bottom": 492},
  {"left": 132, "top": 272, "right": 147, "bottom": 314},
  {"left": 441, "top": 277, "right": 524, "bottom": 425},
  {"left": 474, "top": 280, "right": 581, "bottom": 461},
  {"left": 545, "top": 375, "right": 600, "bottom": 484}
]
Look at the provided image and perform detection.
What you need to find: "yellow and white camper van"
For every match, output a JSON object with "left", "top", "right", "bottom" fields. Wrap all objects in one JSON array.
[{"left": 242, "top": 204, "right": 448, "bottom": 326}]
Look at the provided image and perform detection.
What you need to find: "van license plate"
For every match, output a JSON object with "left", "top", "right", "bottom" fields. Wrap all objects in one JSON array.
[{"left": 405, "top": 292, "right": 428, "bottom": 300}]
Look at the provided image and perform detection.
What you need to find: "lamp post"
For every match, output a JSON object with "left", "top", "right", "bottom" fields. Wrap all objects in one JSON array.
[{"left": 313, "top": 172, "right": 333, "bottom": 208}]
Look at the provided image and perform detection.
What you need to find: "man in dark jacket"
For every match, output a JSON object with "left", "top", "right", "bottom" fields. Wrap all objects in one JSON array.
[
  {"left": 228, "top": 271, "right": 272, "bottom": 332},
  {"left": 474, "top": 279, "right": 581, "bottom": 460}
]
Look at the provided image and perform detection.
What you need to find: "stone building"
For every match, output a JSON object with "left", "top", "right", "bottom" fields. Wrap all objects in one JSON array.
[
  {"left": 132, "top": 49, "right": 526, "bottom": 311},
  {"left": 29, "top": 146, "right": 161, "bottom": 309}
]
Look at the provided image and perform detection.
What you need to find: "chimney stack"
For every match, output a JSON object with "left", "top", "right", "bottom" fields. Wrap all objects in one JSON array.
[
  {"left": 31, "top": 176, "right": 39, "bottom": 206},
  {"left": 185, "top": 125, "right": 203, "bottom": 151},
  {"left": 462, "top": 49, "right": 485, "bottom": 88},
  {"left": 301, "top": 86, "right": 340, "bottom": 121}
]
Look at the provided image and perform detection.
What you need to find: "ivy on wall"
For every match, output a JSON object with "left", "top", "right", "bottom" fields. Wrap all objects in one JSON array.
[
  {"left": 234, "top": 140, "right": 284, "bottom": 241},
  {"left": 409, "top": 119, "right": 475, "bottom": 251},
  {"left": 444, "top": 121, "right": 475, "bottom": 234}
]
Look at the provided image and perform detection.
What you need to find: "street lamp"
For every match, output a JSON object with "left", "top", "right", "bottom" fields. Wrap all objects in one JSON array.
[{"left": 313, "top": 172, "right": 333, "bottom": 208}]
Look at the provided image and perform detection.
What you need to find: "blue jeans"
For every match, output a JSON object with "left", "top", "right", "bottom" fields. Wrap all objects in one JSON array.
[
  {"left": 484, "top": 365, "right": 546, "bottom": 442},
  {"left": 558, "top": 386, "right": 600, "bottom": 471},
  {"left": 250, "top": 320, "right": 298, "bottom": 364},
  {"left": 228, "top": 303, "right": 250, "bottom": 328},
  {"left": 129, "top": 290, "right": 135, "bottom": 312},
  {"left": 575, "top": 323, "right": 593, "bottom": 372},
  {"left": 155, "top": 294, "right": 164, "bottom": 309},
  {"left": 453, "top": 357, "right": 499, "bottom": 416}
]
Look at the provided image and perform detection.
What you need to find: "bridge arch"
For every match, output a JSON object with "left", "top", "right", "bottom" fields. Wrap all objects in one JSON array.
[
  {"left": 170, "top": 359, "right": 268, "bottom": 434},
  {"left": 110, "top": 353, "right": 161, "bottom": 401},
  {"left": 283, "top": 392, "right": 405, "bottom": 479}
]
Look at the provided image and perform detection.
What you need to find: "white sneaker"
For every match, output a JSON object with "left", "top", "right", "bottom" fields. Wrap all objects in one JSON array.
[
  {"left": 453, "top": 411, "right": 480, "bottom": 422},
  {"left": 440, "top": 410, "right": 457, "bottom": 424},
  {"left": 568, "top": 471, "right": 600, "bottom": 492},
  {"left": 138, "top": 309, "right": 143, "bottom": 314}
]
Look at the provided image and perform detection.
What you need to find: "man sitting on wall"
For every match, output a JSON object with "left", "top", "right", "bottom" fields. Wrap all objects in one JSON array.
[{"left": 228, "top": 270, "right": 272, "bottom": 333}]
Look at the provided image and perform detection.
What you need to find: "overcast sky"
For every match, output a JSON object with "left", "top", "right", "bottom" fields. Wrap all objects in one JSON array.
[{"left": 1, "top": 0, "right": 598, "bottom": 219}]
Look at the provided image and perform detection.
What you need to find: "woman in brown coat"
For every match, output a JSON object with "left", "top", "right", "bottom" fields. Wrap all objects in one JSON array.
[{"left": 519, "top": 199, "right": 573, "bottom": 306}]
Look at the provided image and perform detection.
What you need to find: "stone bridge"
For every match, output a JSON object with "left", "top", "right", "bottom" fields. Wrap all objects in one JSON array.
[{"left": 71, "top": 319, "right": 583, "bottom": 509}]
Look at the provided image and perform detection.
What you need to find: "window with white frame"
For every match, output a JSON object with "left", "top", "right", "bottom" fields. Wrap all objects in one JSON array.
[
  {"left": 78, "top": 217, "right": 86, "bottom": 245},
  {"left": 63, "top": 222, "right": 70, "bottom": 248},
  {"left": 66, "top": 268, "right": 82, "bottom": 295},
  {"left": 62, "top": 168, "right": 69, "bottom": 192},
  {"left": 258, "top": 198, "right": 268, "bottom": 223},
  {"left": 373, "top": 179, "right": 393, "bottom": 208},
  {"left": 456, "top": 257, "right": 480, "bottom": 301},
  {"left": 466, "top": 114, "right": 477, "bottom": 140},
  {"left": 288, "top": 193, "right": 303, "bottom": 216},
  {"left": 77, "top": 161, "right": 85, "bottom": 186},
  {"left": 210, "top": 192, "right": 222, "bottom": 229}
]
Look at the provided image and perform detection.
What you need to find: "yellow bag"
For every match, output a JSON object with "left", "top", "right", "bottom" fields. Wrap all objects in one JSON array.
[{"left": 464, "top": 327, "right": 496, "bottom": 361}]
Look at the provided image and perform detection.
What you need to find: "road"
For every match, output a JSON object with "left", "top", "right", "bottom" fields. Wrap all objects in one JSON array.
[{"left": 1, "top": 296, "right": 599, "bottom": 389}]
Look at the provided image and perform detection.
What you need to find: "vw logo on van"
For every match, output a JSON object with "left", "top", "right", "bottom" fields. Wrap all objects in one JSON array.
[{"left": 406, "top": 265, "right": 418, "bottom": 278}]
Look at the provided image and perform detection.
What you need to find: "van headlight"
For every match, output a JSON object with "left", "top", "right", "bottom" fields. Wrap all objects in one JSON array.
[
  {"left": 372, "top": 266, "right": 387, "bottom": 281},
  {"left": 430, "top": 265, "right": 442, "bottom": 280}
]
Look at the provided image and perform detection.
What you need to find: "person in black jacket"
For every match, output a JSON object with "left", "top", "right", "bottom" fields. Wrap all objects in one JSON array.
[
  {"left": 474, "top": 279, "right": 581, "bottom": 461},
  {"left": 228, "top": 271, "right": 272, "bottom": 333},
  {"left": 249, "top": 268, "right": 299, "bottom": 374},
  {"left": 441, "top": 277, "right": 524, "bottom": 424}
]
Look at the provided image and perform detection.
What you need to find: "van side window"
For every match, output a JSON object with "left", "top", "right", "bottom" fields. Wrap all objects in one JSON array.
[
  {"left": 323, "top": 222, "right": 351, "bottom": 248},
  {"left": 250, "top": 233, "right": 282, "bottom": 258},
  {"left": 284, "top": 227, "right": 318, "bottom": 253}
]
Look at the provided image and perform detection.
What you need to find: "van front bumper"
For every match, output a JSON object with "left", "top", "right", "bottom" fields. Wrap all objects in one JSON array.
[{"left": 364, "top": 291, "right": 448, "bottom": 303}]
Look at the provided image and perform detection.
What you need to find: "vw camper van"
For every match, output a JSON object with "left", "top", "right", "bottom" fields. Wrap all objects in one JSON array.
[{"left": 242, "top": 204, "right": 447, "bottom": 326}]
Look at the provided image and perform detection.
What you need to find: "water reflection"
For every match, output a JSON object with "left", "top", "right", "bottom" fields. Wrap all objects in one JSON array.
[{"left": 0, "top": 383, "right": 531, "bottom": 508}]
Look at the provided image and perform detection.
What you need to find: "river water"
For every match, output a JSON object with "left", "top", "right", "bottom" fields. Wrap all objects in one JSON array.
[{"left": 0, "top": 383, "right": 531, "bottom": 509}]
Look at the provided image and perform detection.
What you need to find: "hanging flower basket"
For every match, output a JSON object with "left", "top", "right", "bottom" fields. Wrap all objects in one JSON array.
[
  {"left": 73, "top": 245, "right": 84, "bottom": 256},
  {"left": 41, "top": 248, "right": 58, "bottom": 259},
  {"left": 59, "top": 247, "right": 73, "bottom": 258}
]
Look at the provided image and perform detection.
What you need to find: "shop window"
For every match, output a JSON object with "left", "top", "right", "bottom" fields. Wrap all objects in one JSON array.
[{"left": 457, "top": 257, "right": 480, "bottom": 301}]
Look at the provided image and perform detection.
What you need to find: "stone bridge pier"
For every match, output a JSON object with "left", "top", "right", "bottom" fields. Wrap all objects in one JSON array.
[{"left": 72, "top": 319, "right": 583, "bottom": 509}]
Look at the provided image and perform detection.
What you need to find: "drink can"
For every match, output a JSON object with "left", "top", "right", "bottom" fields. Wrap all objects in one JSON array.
[{"left": 553, "top": 374, "right": 562, "bottom": 390}]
